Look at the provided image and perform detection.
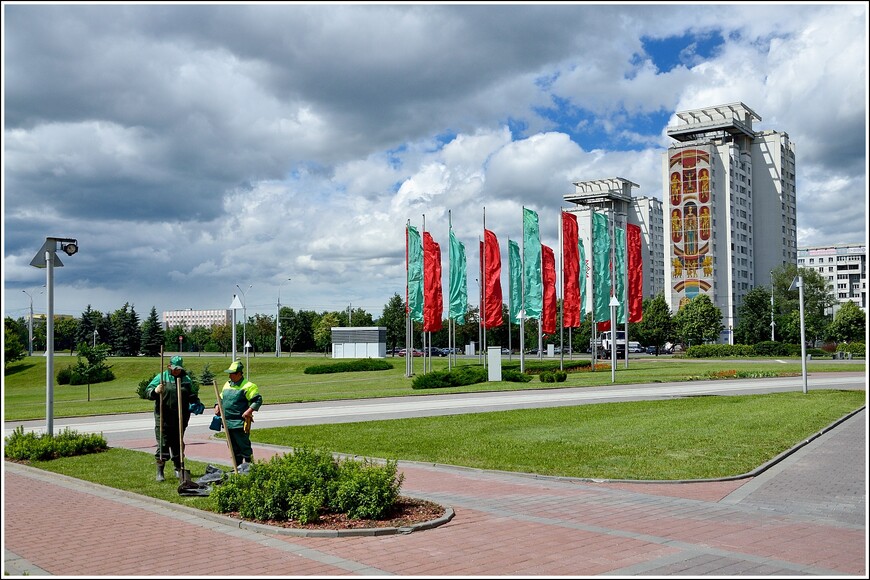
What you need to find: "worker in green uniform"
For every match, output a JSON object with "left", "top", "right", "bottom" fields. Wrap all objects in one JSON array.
[
  {"left": 145, "top": 355, "right": 201, "bottom": 481},
  {"left": 214, "top": 360, "right": 263, "bottom": 466}
]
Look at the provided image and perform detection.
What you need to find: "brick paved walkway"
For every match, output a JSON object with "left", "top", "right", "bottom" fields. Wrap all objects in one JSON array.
[{"left": 4, "top": 408, "right": 866, "bottom": 576}]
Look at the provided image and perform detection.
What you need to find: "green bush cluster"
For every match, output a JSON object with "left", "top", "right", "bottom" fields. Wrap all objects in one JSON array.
[
  {"left": 538, "top": 370, "right": 568, "bottom": 383},
  {"left": 685, "top": 342, "right": 805, "bottom": 358},
  {"left": 304, "top": 359, "right": 394, "bottom": 374},
  {"left": 519, "top": 360, "right": 590, "bottom": 374},
  {"left": 56, "top": 365, "right": 116, "bottom": 386},
  {"left": 835, "top": 342, "right": 865, "bottom": 356},
  {"left": 210, "top": 448, "right": 403, "bottom": 524},
  {"left": 4, "top": 426, "right": 109, "bottom": 461},
  {"left": 411, "top": 364, "right": 537, "bottom": 389}
]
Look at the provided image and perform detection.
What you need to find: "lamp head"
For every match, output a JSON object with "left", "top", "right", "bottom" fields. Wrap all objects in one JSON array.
[{"left": 62, "top": 242, "right": 78, "bottom": 256}]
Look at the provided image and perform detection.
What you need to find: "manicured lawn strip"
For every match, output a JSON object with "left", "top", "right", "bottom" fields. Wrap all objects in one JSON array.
[
  {"left": 25, "top": 448, "right": 217, "bottom": 510},
  {"left": 250, "top": 390, "right": 865, "bottom": 480},
  {"left": 3, "top": 354, "right": 865, "bottom": 421}
]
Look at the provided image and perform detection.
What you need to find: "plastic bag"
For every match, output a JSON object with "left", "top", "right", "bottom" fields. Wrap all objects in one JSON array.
[{"left": 209, "top": 414, "right": 222, "bottom": 431}]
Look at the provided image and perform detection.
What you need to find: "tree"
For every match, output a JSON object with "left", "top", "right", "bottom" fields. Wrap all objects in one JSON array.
[
  {"left": 211, "top": 323, "right": 232, "bottom": 355},
  {"left": 734, "top": 286, "right": 774, "bottom": 345},
  {"left": 76, "top": 306, "right": 102, "bottom": 351},
  {"left": 110, "top": 303, "right": 141, "bottom": 356},
  {"left": 140, "top": 307, "right": 165, "bottom": 356},
  {"left": 672, "top": 294, "right": 724, "bottom": 346},
  {"left": 773, "top": 265, "right": 835, "bottom": 345},
  {"left": 828, "top": 301, "right": 866, "bottom": 344},
  {"left": 5, "top": 320, "right": 26, "bottom": 367},
  {"left": 315, "top": 312, "right": 340, "bottom": 355},
  {"left": 54, "top": 317, "right": 80, "bottom": 352},
  {"left": 635, "top": 294, "right": 673, "bottom": 353},
  {"left": 377, "top": 294, "right": 406, "bottom": 354}
]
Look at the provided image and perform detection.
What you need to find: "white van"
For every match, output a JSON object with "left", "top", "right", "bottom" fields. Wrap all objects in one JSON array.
[{"left": 628, "top": 341, "right": 643, "bottom": 353}]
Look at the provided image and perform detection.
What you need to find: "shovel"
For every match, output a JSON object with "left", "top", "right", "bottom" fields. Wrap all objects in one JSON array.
[{"left": 175, "top": 376, "right": 192, "bottom": 485}]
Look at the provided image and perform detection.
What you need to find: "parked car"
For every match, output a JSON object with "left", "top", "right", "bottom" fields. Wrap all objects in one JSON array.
[
  {"left": 397, "top": 348, "right": 423, "bottom": 357},
  {"left": 628, "top": 341, "right": 643, "bottom": 353},
  {"left": 645, "top": 345, "right": 658, "bottom": 355}
]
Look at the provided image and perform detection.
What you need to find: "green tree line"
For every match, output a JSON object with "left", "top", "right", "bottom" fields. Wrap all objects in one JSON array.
[{"left": 5, "top": 263, "right": 865, "bottom": 367}]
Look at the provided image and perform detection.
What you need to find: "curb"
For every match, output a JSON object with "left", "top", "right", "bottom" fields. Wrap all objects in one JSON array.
[{"left": 4, "top": 461, "right": 454, "bottom": 537}]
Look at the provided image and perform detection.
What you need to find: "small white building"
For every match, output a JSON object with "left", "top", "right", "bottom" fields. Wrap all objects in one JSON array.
[{"left": 331, "top": 327, "right": 387, "bottom": 359}]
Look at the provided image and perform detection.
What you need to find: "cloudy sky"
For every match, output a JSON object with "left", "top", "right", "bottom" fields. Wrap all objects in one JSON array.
[{"left": 3, "top": 2, "right": 867, "bottom": 324}]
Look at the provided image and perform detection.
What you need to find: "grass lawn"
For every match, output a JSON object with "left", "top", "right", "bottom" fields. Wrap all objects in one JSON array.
[
  {"left": 3, "top": 353, "right": 864, "bottom": 422},
  {"left": 21, "top": 390, "right": 865, "bottom": 485}
]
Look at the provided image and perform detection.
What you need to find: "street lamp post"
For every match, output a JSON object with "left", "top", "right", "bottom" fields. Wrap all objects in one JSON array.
[
  {"left": 235, "top": 283, "right": 251, "bottom": 356},
  {"left": 22, "top": 287, "right": 43, "bottom": 356},
  {"left": 30, "top": 236, "right": 79, "bottom": 436},
  {"left": 770, "top": 271, "right": 776, "bottom": 341},
  {"left": 276, "top": 278, "right": 290, "bottom": 357},
  {"left": 93, "top": 329, "right": 98, "bottom": 348}
]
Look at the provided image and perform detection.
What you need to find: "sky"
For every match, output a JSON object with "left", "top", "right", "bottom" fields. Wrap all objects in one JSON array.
[{"left": 3, "top": 2, "right": 868, "bottom": 324}]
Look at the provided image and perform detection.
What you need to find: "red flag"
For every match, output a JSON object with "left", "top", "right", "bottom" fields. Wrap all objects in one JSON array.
[
  {"left": 542, "top": 244, "right": 556, "bottom": 335},
  {"left": 481, "top": 229, "right": 503, "bottom": 329},
  {"left": 561, "top": 212, "right": 580, "bottom": 327},
  {"left": 627, "top": 224, "right": 643, "bottom": 323},
  {"left": 423, "top": 231, "right": 443, "bottom": 332}
]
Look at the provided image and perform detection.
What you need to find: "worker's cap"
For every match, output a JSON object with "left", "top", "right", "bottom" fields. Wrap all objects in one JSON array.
[
  {"left": 169, "top": 355, "right": 185, "bottom": 370},
  {"left": 224, "top": 361, "right": 244, "bottom": 374}
]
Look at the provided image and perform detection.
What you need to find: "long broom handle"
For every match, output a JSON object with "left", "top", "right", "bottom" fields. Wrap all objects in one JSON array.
[
  {"left": 212, "top": 381, "right": 238, "bottom": 473},
  {"left": 159, "top": 347, "right": 164, "bottom": 460},
  {"left": 176, "top": 376, "right": 185, "bottom": 472}
]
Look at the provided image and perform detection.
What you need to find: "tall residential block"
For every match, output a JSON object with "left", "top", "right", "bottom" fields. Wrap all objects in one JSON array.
[
  {"left": 563, "top": 177, "right": 666, "bottom": 313},
  {"left": 797, "top": 243, "right": 866, "bottom": 314},
  {"left": 663, "top": 102, "right": 797, "bottom": 341}
]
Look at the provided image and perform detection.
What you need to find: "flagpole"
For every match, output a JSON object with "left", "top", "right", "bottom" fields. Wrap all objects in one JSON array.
[
  {"left": 519, "top": 207, "right": 526, "bottom": 373},
  {"left": 448, "top": 211, "right": 453, "bottom": 371},
  {"left": 422, "top": 214, "right": 427, "bottom": 374},
  {"left": 482, "top": 207, "right": 487, "bottom": 368},
  {"left": 405, "top": 220, "right": 411, "bottom": 378},
  {"left": 622, "top": 211, "right": 629, "bottom": 370},
  {"left": 507, "top": 236, "right": 513, "bottom": 360},
  {"left": 590, "top": 211, "right": 597, "bottom": 368},
  {"left": 556, "top": 211, "right": 565, "bottom": 371}
]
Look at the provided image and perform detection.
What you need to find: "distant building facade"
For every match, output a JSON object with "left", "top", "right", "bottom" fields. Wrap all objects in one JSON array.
[
  {"left": 797, "top": 243, "right": 866, "bottom": 315},
  {"left": 663, "top": 102, "right": 797, "bottom": 342},
  {"left": 162, "top": 308, "right": 232, "bottom": 332},
  {"left": 563, "top": 178, "right": 666, "bottom": 312}
]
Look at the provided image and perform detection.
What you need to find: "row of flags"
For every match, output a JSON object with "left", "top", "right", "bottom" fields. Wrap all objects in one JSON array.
[{"left": 406, "top": 208, "right": 643, "bottom": 337}]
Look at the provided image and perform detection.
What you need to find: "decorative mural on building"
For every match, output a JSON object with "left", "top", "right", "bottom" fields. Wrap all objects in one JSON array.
[{"left": 669, "top": 147, "right": 713, "bottom": 309}]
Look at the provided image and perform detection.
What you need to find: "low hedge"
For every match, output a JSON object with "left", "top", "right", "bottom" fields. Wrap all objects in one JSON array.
[
  {"left": 4, "top": 426, "right": 109, "bottom": 461},
  {"left": 304, "top": 359, "right": 394, "bottom": 374}
]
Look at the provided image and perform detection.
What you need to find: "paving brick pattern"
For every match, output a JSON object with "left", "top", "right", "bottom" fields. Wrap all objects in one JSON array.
[{"left": 4, "top": 409, "right": 866, "bottom": 577}]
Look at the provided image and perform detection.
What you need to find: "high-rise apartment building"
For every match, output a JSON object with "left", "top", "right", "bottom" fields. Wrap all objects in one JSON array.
[
  {"left": 563, "top": 178, "right": 666, "bottom": 313},
  {"left": 663, "top": 102, "right": 797, "bottom": 341},
  {"left": 797, "top": 243, "right": 866, "bottom": 314}
]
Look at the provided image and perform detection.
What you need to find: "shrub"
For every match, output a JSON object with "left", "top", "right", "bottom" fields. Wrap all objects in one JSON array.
[
  {"left": 4, "top": 426, "right": 109, "bottom": 461},
  {"left": 836, "top": 342, "right": 865, "bottom": 357},
  {"left": 501, "top": 369, "right": 532, "bottom": 383},
  {"left": 57, "top": 366, "right": 73, "bottom": 385},
  {"left": 210, "top": 448, "right": 403, "bottom": 524},
  {"left": 329, "top": 459, "right": 404, "bottom": 519},
  {"left": 304, "top": 359, "right": 394, "bottom": 374}
]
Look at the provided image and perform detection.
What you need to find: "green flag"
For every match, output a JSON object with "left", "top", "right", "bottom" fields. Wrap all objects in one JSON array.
[
  {"left": 407, "top": 225, "right": 424, "bottom": 323},
  {"left": 615, "top": 226, "right": 626, "bottom": 324},
  {"left": 592, "top": 212, "right": 610, "bottom": 323},
  {"left": 579, "top": 238, "right": 587, "bottom": 322},
  {"left": 448, "top": 228, "right": 467, "bottom": 324},
  {"left": 522, "top": 208, "right": 542, "bottom": 320},
  {"left": 508, "top": 239, "right": 523, "bottom": 325}
]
